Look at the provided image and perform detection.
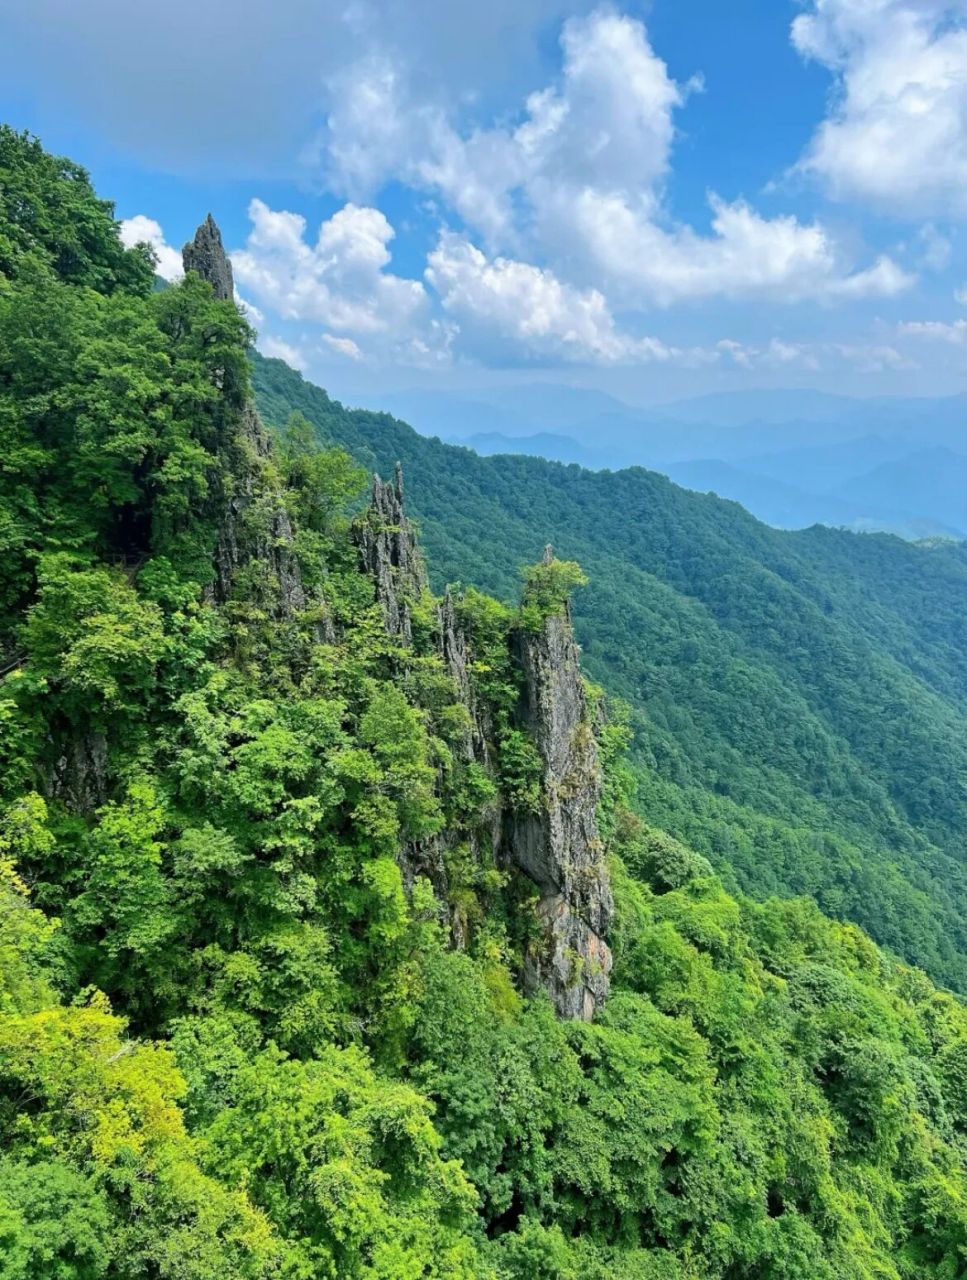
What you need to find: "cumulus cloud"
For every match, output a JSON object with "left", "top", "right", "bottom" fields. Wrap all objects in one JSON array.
[
  {"left": 234, "top": 199, "right": 424, "bottom": 333},
  {"left": 898, "top": 318, "right": 967, "bottom": 343},
  {"left": 232, "top": 198, "right": 450, "bottom": 364},
  {"left": 322, "top": 334, "right": 364, "bottom": 360},
  {"left": 793, "top": 0, "right": 967, "bottom": 215},
  {"left": 425, "top": 233, "right": 681, "bottom": 364},
  {"left": 321, "top": 9, "right": 910, "bottom": 306},
  {"left": 119, "top": 214, "right": 183, "bottom": 281},
  {"left": 557, "top": 191, "right": 912, "bottom": 305},
  {"left": 715, "top": 337, "right": 916, "bottom": 373},
  {"left": 259, "top": 335, "right": 309, "bottom": 370}
]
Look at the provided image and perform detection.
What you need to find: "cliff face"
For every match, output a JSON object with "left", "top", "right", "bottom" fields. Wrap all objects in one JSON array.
[
  {"left": 182, "top": 218, "right": 612, "bottom": 1019},
  {"left": 353, "top": 472, "right": 612, "bottom": 1018},
  {"left": 182, "top": 214, "right": 235, "bottom": 301},
  {"left": 508, "top": 605, "right": 613, "bottom": 1020},
  {"left": 353, "top": 464, "right": 427, "bottom": 644},
  {"left": 182, "top": 220, "right": 305, "bottom": 618}
]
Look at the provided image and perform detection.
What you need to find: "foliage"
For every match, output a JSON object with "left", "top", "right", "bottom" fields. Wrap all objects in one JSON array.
[
  {"left": 252, "top": 349, "right": 967, "bottom": 994},
  {"left": 1, "top": 127, "right": 966, "bottom": 1279}
]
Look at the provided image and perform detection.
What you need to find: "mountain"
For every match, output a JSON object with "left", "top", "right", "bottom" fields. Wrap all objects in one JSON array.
[
  {"left": 378, "top": 382, "right": 636, "bottom": 439},
  {"left": 373, "top": 386, "right": 967, "bottom": 537},
  {"left": 660, "top": 455, "right": 963, "bottom": 535},
  {"left": 4, "top": 126, "right": 967, "bottom": 1280},
  {"left": 740, "top": 434, "right": 921, "bottom": 492},
  {"left": 459, "top": 430, "right": 601, "bottom": 467},
  {"left": 255, "top": 351, "right": 967, "bottom": 995},
  {"left": 662, "top": 456, "right": 965, "bottom": 540},
  {"left": 834, "top": 446, "right": 967, "bottom": 536},
  {"left": 659, "top": 386, "right": 967, "bottom": 435}
]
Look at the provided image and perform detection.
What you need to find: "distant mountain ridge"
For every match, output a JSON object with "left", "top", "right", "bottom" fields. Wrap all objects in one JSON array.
[
  {"left": 254, "top": 351, "right": 967, "bottom": 994},
  {"left": 372, "top": 384, "right": 967, "bottom": 539}
]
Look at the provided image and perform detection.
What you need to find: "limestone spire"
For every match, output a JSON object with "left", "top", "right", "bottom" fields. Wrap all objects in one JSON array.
[{"left": 182, "top": 213, "right": 235, "bottom": 301}]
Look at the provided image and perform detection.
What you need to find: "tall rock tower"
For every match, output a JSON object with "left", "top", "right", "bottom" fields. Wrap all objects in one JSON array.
[{"left": 182, "top": 213, "right": 235, "bottom": 301}]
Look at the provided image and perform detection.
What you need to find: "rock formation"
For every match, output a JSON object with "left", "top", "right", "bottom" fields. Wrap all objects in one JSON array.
[
  {"left": 507, "top": 581, "right": 613, "bottom": 1020},
  {"left": 353, "top": 464, "right": 427, "bottom": 643},
  {"left": 354, "top": 474, "right": 612, "bottom": 1020},
  {"left": 182, "top": 214, "right": 235, "bottom": 301},
  {"left": 182, "top": 218, "right": 305, "bottom": 617}
]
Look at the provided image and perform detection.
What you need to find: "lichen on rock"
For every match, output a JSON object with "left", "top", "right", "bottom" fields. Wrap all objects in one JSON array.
[
  {"left": 353, "top": 463, "right": 427, "bottom": 643},
  {"left": 507, "top": 593, "right": 613, "bottom": 1020}
]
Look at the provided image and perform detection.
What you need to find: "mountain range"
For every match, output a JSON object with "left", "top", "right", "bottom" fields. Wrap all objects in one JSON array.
[{"left": 374, "top": 384, "right": 967, "bottom": 539}]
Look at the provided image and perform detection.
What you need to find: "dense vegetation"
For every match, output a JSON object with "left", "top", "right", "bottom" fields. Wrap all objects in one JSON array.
[
  {"left": 254, "top": 356, "right": 967, "bottom": 994},
  {"left": 2, "top": 126, "right": 966, "bottom": 1279}
]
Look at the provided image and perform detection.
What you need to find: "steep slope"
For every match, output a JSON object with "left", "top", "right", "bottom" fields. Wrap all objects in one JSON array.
[
  {"left": 2, "top": 125, "right": 967, "bottom": 1280},
  {"left": 253, "top": 354, "right": 967, "bottom": 992}
]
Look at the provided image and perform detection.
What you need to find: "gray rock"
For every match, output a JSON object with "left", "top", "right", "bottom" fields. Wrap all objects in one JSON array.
[
  {"left": 353, "top": 464, "right": 427, "bottom": 643},
  {"left": 438, "top": 588, "right": 478, "bottom": 760},
  {"left": 46, "top": 730, "right": 109, "bottom": 814},
  {"left": 182, "top": 213, "right": 235, "bottom": 301},
  {"left": 507, "top": 598, "right": 613, "bottom": 1020},
  {"left": 205, "top": 404, "right": 307, "bottom": 616}
]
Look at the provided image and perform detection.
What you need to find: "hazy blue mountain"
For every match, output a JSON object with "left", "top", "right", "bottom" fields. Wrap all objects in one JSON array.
[
  {"left": 369, "top": 384, "right": 967, "bottom": 538},
  {"left": 739, "top": 435, "right": 918, "bottom": 493},
  {"left": 834, "top": 446, "right": 967, "bottom": 535},
  {"left": 659, "top": 387, "right": 967, "bottom": 438},
  {"left": 377, "top": 383, "right": 639, "bottom": 440},
  {"left": 664, "top": 458, "right": 962, "bottom": 540},
  {"left": 456, "top": 431, "right": 601, "bottom": 467}
]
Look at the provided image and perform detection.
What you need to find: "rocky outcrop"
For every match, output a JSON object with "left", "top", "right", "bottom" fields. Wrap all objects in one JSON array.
[
  {"left": 46, "top": 729, "right": 109, "bottom": 814},
  {"left": 182, "top": 214, "right": 235, "bottom": 300},
  {"left": 438, "top": 588, "right": 481, "bottom": 761},
  {"left": 207, "top": 403, "right": 306, "bottom": 616},
  {"left": 353, "top": 465, "right": 427, "bottom": 643},
  {"left": 507, "top": 564, "right": 613, "bottom": 1021},
  {"left": 182, "top": 218, "right": 306, "bottom": 617},
  {"left": 352, "top": 478, "right": 612, "bottom": 1019}
]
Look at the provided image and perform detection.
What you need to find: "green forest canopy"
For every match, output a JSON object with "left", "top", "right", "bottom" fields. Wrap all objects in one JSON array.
[
  {"left": 253, "top": 352, "right": 967, "bottom": 995},
  {"left": 0, "top": 124, "right": 966, "bottom": 1279}
]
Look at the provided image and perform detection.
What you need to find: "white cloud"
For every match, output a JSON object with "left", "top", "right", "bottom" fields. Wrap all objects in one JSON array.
[
  {"left": 322, "top": 334, "right": 364, "bottom": 360},
  {"left": 119, "top": 214, "right": 183, "bottom": 281},
  {"left": 234, "top": 199, "right": 419, "bottom": 332},
  {"left": 557, "top": 191, "right": 912, "bottom": 305},
  {"left": 715, "top": 337, "right": 822, "bottom": 371},
  {"left": 233, "top": 199, "right": 450, "bottom": 364},
  {"left": 320, "top": 9, "right": 910, "bottom": 307},
  {"left": 898, "top": 318, "right": 967, "bottom": 343},
  {"left": 425, "top": 232, "right": 680, "bottom": 364},
  {"left": 833, "top": 342, "right": 914, "bottom": 371},
  {"left": 793, "top": 0, "right": 967, "bottom": 215},
  {"left": 236, "top": 293, "right": 264, "bottom": 327},
  {"left": 917, "top": 223, "right": 953, "bottom": 271},
  {"left": 259, "top": 335, "right": 309, "bottom": 370},
  {"left": 715, "top": 337, "right": 915, "bottom": 373}
]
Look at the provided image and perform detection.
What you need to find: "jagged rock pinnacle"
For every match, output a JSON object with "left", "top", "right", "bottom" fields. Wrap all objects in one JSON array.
[
  {"left": 353, "top": 466, "right": 427, "bottom": 643},
  {"left": 182, "top": 214, "right": 235, "bottom": 301}
]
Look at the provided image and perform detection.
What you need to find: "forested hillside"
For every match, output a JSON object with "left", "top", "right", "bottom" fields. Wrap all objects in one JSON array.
[
  {"left": 3, "top": 127, "right": 967, "bottom": 1279},
  {"left": 254, "top": 355, "right": 967, "bottom": 994}
]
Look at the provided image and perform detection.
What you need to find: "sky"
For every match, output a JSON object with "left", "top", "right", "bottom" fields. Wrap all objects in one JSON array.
[{"left": 6, "top": 0, "right": 967, "bottom": 405}]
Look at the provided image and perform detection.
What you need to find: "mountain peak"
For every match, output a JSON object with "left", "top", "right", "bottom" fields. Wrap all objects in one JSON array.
[{"left": 182, "top": 213, "right": 234, "bottom": 301}]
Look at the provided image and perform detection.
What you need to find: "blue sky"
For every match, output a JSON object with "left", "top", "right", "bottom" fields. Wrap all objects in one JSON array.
[{"left": 5, "top": 0, "right": 967, "bottom": 405}]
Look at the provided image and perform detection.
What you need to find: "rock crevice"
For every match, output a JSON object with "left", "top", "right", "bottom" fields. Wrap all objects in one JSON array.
[
  {"left": 508, "top": 605, "right": 613, "bottom": 1020},
  {"left": 353, "top": 464, "right": 427, "bottom": 643}
]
